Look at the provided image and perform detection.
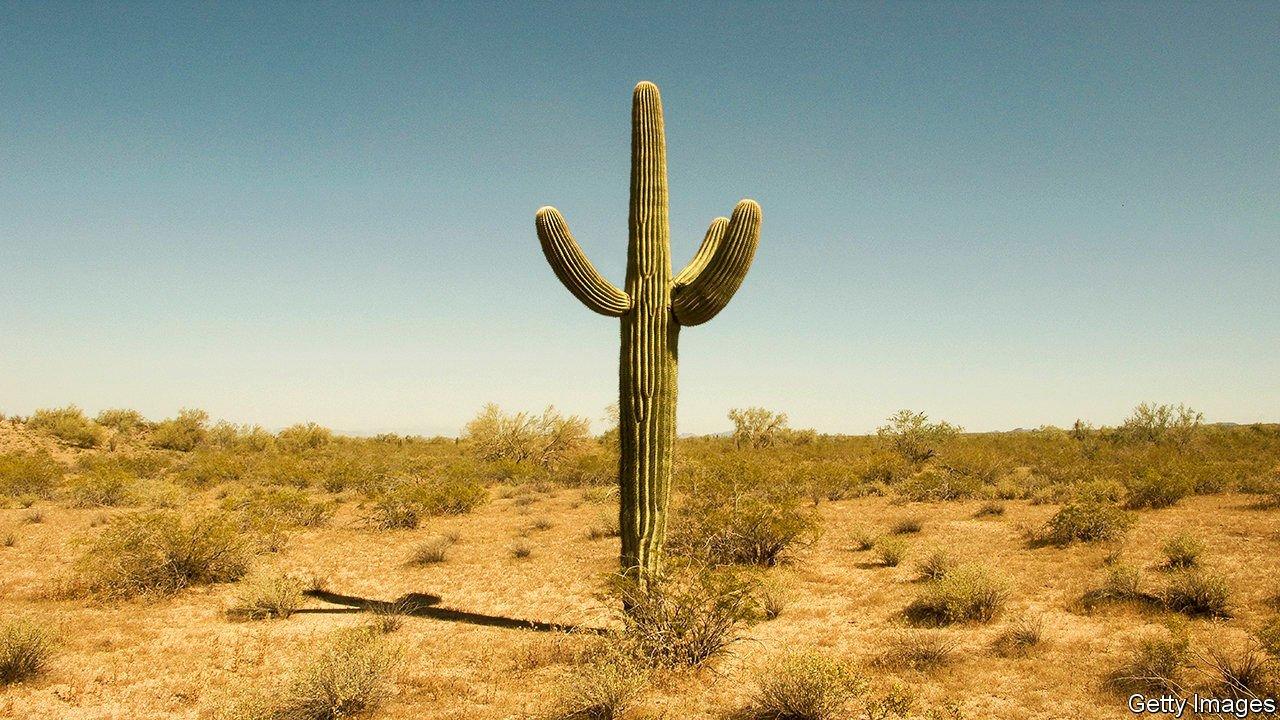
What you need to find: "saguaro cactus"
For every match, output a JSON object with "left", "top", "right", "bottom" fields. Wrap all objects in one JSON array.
[{"left": 535, "top": 81, "right": 762, "bottom": 582}]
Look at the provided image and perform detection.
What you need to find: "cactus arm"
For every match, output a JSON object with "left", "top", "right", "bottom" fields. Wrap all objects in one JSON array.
[
  {"left": 671, "top": 199, "right": 761, "bottom": 326},
  {"left": 535, "top": 206, "right": 632, "bottom": 317},
  {"left": 672, "top": 217, "right": 728, "bottom": 287}
]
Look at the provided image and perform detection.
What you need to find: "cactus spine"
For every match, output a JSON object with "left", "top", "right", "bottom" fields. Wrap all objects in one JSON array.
[{"left": 535, "top": 81, "right": 761, "bottom": 583}]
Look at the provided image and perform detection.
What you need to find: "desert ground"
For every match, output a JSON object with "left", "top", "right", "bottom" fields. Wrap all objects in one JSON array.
[{"left": 1, "top": 405, "right": 1278, "bottom": 720}]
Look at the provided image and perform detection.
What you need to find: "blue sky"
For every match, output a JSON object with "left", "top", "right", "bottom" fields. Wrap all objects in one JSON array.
[{"left": 2, "top": 2, "right": 1276, "bottom": 436}]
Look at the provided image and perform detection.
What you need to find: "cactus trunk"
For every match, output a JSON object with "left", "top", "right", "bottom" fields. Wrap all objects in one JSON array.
[
  {"left": 535, "top": 81, "right": 762, "bottom": 588},
  {"left": 619, "top": 83, "right": 676, "bottom": 579}
]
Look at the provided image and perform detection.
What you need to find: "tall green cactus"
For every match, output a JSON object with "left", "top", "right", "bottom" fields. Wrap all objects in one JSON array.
[{"left": 535, "top": 81, "right": 762, "bottom": 582}]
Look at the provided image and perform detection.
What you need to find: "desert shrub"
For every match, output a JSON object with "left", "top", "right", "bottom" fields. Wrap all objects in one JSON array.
[
  {"left": 368, "top": 476, "right": 487, "bottom": 529},
  {"left": 94, "top": 408, "right": 147, "bottom": 434},
  {"left": 874, "top": 630, "right": 957, "bottom": 671},
  {"left": 898, "top": 468, "right": 983, "bottom": 502},
  {"left": 550, "top": 654, "right": 647, "bottom": 720},
  {"left": 510, "top": 540, "right": 532, "bottom": 559},
  {"left": 861, "top": 452, "right": 912, "bottom": 484},
  {"left": 906, "top": 563, "right": 1008, "bottom": 625},
  {"left": 1071, "top": 478, "right": 1127, "bottom": 504},
  {"left": 222, "top": 486, "right": 334, "bottom": 528},
  {"left": 558, "top": 449, "right": 616, "bottom": 487},
  {"left": 586, "top": 511, "right": 621, "bottom": 540},
  {"left": 0, "top": 452, "right": 62, "bottom": 497},
  {"left": 747, "top": 652, "right": 865, "bottom": 720},
  {"left": 1124, "top": 467, "right": 1194, "bottom": 509},
  {"left": 939, "top": 445, "right": 1009, "bottom": 486},
  {"left": 150, "top": 408, "right": 209, "bottom": 451},
  {"left": 875, "top": 538, "right": 909, "bottom": 567},
  {"left": 974, "top": 501, "right": 1005, "bottom": 518},
  {"left": 1205, "top": 644, "right": 1278, "bottom": 700},
  {"left": 1161, "top": 570, "right": 1231, "bottom": 618},
  {"left": 23, "top": 509, "right": 42, "bottom": 524},
  {"left": 0, "top": 618, "right": 55, "bottom": 685},
  {"left": 1117, "top": 402, "right": 1202, "bottom": 446},
  {"left": 891, "top": 516, "right": 923, "bottom": 534},
  {"left": 409, "top": 536, "right": 451, "bottom": 565},
  {"left": 669, "top": 459, "right": 819, "bottom": 566},
  {"left": 1083, "top": 564, "right": 1149, "bottom": 609},
  {"left": 228, "top": 573, "right": 305, "bottom": 620},
  {"left": 75, "top": 510, "right": 254, "bottom": 597},
  {"left": 1161, "top": 532, "right": 1203, "bottom": 569},
  {"left": 728, "top": 407, "right": 790, "bottom": 450},
  {"left": 877, "top": 410, "right": 961, "bottom": 464},
  {"left": 28, "top": 405, "right": 104, "bottom": 448},
  {"left": 1041, "top": 502, "right": 1134, "bottom": 545},
  {"left": 850, "top": 525, "right": 878, "bottom": 551},
  {"left": 1109, "top": 630, "right": 1189, "bottom": 693},
  {"left": 991, "top": 615, "right": 1044, "bottom": 657},
  {"left": 367, "top": 598, "right": 420, "bottom": 635},
  {"left": 66, "top": 464, "right": 139, "bottom": 508},
  {"left": 276, "top": 422, "right": 333, "bottom": 453},
  {"left": 606, "top": 566, "right": 757, "bottom": 669},
  {"left": 759, "top": 582, "right": 792, "bottom": 621},
  {"left": 464, "top": 403, "right": 590, "bottom": 468},
  {"left": 268, "top": 627, "right": 401, "bottom": 720},
  {"left": 175, "top": 450, "right": 247, "bottom": 488},
  {"left": 915, "top": 549, "right": 956, "bottom": 582}
]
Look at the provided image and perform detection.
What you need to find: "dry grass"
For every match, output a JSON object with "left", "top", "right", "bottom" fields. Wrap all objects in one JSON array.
[
  {"left": 874, "top": 629, "right": 958, "bottom": 671},
  {"left": 0, "top": 617, "right": 55, "bottom": 685},
  {"left": 1108, "top": 629, "right": 1190, "bottom": 693},
  {"left": 548, "top": 654, "right": 647, "bottom": 720}
]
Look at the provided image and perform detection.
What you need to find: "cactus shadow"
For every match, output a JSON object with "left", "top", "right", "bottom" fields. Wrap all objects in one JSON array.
[{"left": 301, "top": 589, "right": 604, "bottom": 634}]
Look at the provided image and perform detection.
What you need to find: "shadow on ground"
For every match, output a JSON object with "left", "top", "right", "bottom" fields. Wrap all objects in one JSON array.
[{"left": 301, "top": 589, "right": 605, "bottom": 634}]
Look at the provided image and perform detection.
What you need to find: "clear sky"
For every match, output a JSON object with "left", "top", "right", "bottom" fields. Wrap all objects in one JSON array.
[{"left": 2, "top": 2, "right": 1277, "bottom": 436}]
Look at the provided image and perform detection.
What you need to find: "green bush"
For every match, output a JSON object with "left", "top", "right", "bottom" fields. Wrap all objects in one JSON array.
[
  {"left": 175, "top": 450, "right": 247, "bottom": 488},
  {"left": 915, "top": 548, "right": 956, "bottom": 581},
  {"left": 1109, "top": 630, "right": 1189, "bottom": 693},
  {"left": 876, "top": 410, "right": 961, "bottom": 464},
  {"left": 906, "top": 563, "right": 1008, "bottom": 625},
  {"left": 228, "top": 573, "right": 306, "bottom": 620},
  {"left": 368, "top": 476, "right": 487, "bottom": 529},
  {"left": 1041, "top": 502, "right": 1134, "bottom": 545},
  {"left": 747, "top": 652, "right": 865, "bottom": 720},
  {"left": 221, "top": 485, "right": 334, "bottom": 528},
  {"left": 150, "top": 408, "right": 209, "bottom": 451},
  {"left": 0, "top": 452, "right": 62, "bottom": 498},
  {"left": 0, "top": 617, "right": 55, "bottom": 685},
  {"left": 875, "top": 537, "right": 909, "bottom": 567},
  {"left": 550, "top": 654, "right": 647, "bottom": 720},
  {"left": 66, "top": 464, "right": 139, "bottom": 507},
  {"left": 1161, "top": 532, "right": 1204, "bottom": 569},
  {"left": 606, "top": 565, "right": 758, "bottom": 669},
  {"left": 1161, "top": 570, "right": 1231, "bottom": 618},
  {"left": 276, "top": 423, "right": 333, "bottom": 453},
  {"left": 670, "top": 458, "right": 819, "bottom": 566},
  {"left": 75, "top": 510, "right": 254, "bottom": 597},
  {"left": 269, "top": 627, "right": 401, "bottom": 720},
  {"left": 94, "top": 408, "right": 147, "bottom": 434},
  {"left": 1124, "top": 468, "right": 1194, "bottom": 509},
  {"left": 898, "top": 468, "right": 983, "bottom": 502},
  {"left": 28, "top": 405, "right": 104, "bottom": 448}
]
